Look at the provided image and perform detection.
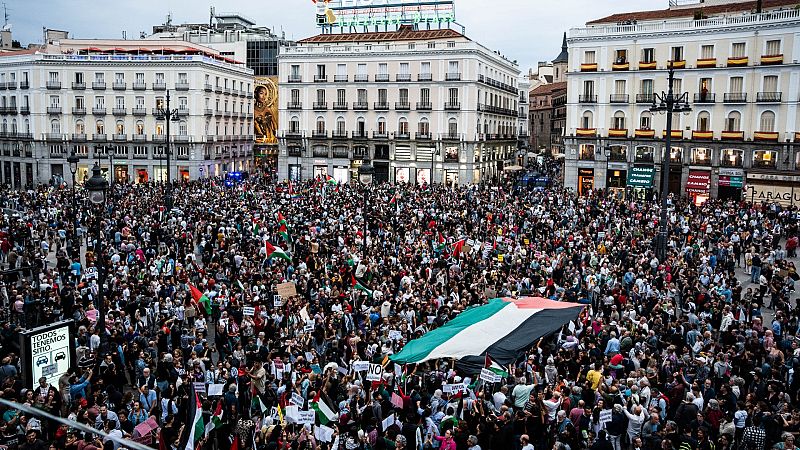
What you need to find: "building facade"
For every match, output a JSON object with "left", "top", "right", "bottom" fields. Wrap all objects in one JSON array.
[
  {"left": 0, "top": 39, "right": 254, "bottom": 187},
  {"left": 276, "top": 26, "right": 521, "bottom": 185},
  {"left": 564, "top": 0, "right": 800, "bottom": 205},
  {"left": 517, "top": 77, "right": 531, "bottom": 162}
]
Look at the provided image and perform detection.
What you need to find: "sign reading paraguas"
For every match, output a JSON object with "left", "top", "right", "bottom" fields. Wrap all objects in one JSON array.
[{"left": 19, "top": 320, "right": 75, "bottom": 389}]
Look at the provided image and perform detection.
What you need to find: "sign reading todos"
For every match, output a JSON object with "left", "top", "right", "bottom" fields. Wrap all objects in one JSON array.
[{"left": 21, "top": 321, "right": 73, "bottom": 389}]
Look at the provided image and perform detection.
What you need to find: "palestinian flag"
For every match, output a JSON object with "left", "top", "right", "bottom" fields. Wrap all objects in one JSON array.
[
  {"left": 265, "top": 241, "right": 291, "bottom": 262},
  {"left": 205, "top": 400, "right": 223, "bottom": 437},
  {"left": 183, "top": 388, "right": 204, "bottom": 450},
  {"left": 325, "top": 175, "right": 337, "bottom": 185},
  {"left": 390, "top": 297, "right": 583, "bottom": 365},
  {"left": 310, "top": 391, "right": 337, "bottom": 425},
  {"left": 351, "top": 275, "right": 373, "bottom": 297},
  {"left": 484, "top": 354, "right": 510, "bottom": 378},
  {"left": 278, "top": 224, "right": 291, "bottom": 244},
  {"left": 435, "top": 232, "right": 446, "bottom": 251},
  {"left": 277, "top": 212, "right": 287, "bottom": 227},
  {"left": 188, "top": 283, "right": 212, "bottom": 315},
  {"left": 451, "top": 239, "right": 466, "bottom": 257}
]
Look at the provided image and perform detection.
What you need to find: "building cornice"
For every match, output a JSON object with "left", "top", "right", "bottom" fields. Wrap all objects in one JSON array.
[{"left": 568, "top": 19, "right": 800, "bottom": 44}]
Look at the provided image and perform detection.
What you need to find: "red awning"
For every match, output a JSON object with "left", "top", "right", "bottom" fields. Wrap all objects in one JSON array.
[{"left": 686, "top": 170, "right": 710, "bottom": 193}]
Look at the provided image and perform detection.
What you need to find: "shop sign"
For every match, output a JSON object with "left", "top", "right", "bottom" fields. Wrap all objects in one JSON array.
[
  {"left": 578, "top": 168, "right": 594, "bottom": 177},
  {"left": 747, "top": 183, "right": 800, "bottom": 207},
  {"left": 686, "top": 171, "right": 710, "bottom": 193},
  {"left": 747, "top": 173, "right": 800, "bottom": 183},
  {"left": 627, "top": 165, "right": 655, "bottom": 188},
  {"left": 719, "top": 168, "right": 744, "bottom": 177},
  {"left": 718, "top": 176, "right": 743, "bottom": 188},
  {"left": 608, "top": 162, "right": 628, "bottom": 170}
]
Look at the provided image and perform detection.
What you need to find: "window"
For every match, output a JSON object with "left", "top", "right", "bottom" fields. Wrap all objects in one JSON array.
[
  {"left": 583, "top": 51, "right": 596, "bottom": 64},
  {"left": 400, "top": 89, "right": 409, "bottom": 104},
  {"left": 672, "top": 79, "right": 682, "bottom": 93},
  {"left": 635, "top": 146, "right": 654, "bottom": 162},
  {"left": 114, "top": 73, "right": 124, "bottom": 83},
  {"left": 289, "top": 117, "right": 299, "bottom": 133},
  {"left": 418, "top": 118, "right": 429, "bottom": 135},
  {"left": 115, "top": 96, "right": 124, "bottom": 108},
  {"left": 421, "top": 62, "right": 431, "bottom": 75},
  {"left": 448, "top": 61, "right": 459, "bottom": 73},
  {"left": 669, "top": 147, "right": 683, "bottom": 163},
  {"left": 75, "top": 96, "right": 85, "bottom": 109},
  {"left": 116, "top": 120, "right": 125, "bottom": 134},
  {"left": 316, "top": 117, "right": 325, "bottom": 133},
  {"left": 721, "top": 149, "right": 743, "bottom": 167},
  {"left": 316, "top": 64, "right": 326, "bottom": 77},
  {"left": 763, "top": 75, "right": 778, "bottom": 92},
  {"left": 448, "top": 88, "right": 458, "bottom": 103},
  {"left": 75, "top": 120, "right": 84, "bottom": 134},
  {"left": 427, "top": 42, "right": 436, "bottom": 49},
  {"left": 729, "top": 77, "right": 743, "bottom": 94},
  {"left": 398, "top": 118, "right": 409, "bottom": 134},
  {"left": 581, "top": 111, "right": 593, "bottom": 129},
  {"left": 696, "top": 111, "right": 710, "bottom": 132},
  {"left": 701, "top": 45, "right": 714, "bottom": 59},
  {"left": 671, "top": 46, "right": 684, "bottom": 61},
  {"left": 75, "top": 72, "right": 84, "bottom": 83},
  {"left": 400, "top": 63, "right": 410, "bottom": 75},
  {"left": 50, "top": 119, "right": 61, "bottom": 134},
  {"left": 583, "top": 80, "right": 594, "bottom": 96},
  {"left": 336, "top": 64, "right": 346, "bottom": 76},
  {"left": 753, "top": 150, "right": 777, "bottom": 168},
  {"left": 135, "top": 96, "right": 145, "bottom": 107},
  {"left": 337, "top": 89, "right": 345, "bottom": 104},
  {"left": 48, "top": 72, "right": 59, "bottom": 83},
  {"left": 135, "top": 121, "right": 144, "bottom": 135},
  {"left": 615, "top": 49, "right": 627, "bottom": 64},
  {"left": 641, "top": 48, "right": 655, "bottom": 63},
  {"left": 377, "top": 118, "right": 386, "bottom": 135},
  {"left": 420, "top": 88, "right": 430, "bottom": 104},
  {"left": 408, "top": 43, "right": 415, "bottom": 50},
  {"left": 759, "top": 111, "right": 775, "bottom": 132},
  {"left": 357, "top": 89, "right": 367, "bottom": 104},
  {"left": 640, "top": 112, "right": 652, "bottom": 130},
  {"left": 726, "top": 112, "right": 741, "bottom": 132},
  {"left": 609, "top": 145, "right": 627, "bottom": 161},
  {"left": 316, "top": 89, "right": 325, "bottom": 104},
  {"left": 356, "top": 118, "right": 366, "bottom": 136},
  {"left": 291, "top": 89, "right": 300, "bottom": 104},
  {"left": 766, "top": 39, "right": 781, "bottom": 55},
  {"left": 336, "top": 117, "right": 345, "bottom": 134},
  {"left": 290, "top": 65, "right": 300, "bottom": 77},
  {"left": 362, "top": 64, "right": 371, "bottom": 75},
  {"left": 732, "top": 42, "right": 746, "bottom": 58},
  {"left": 691, "top": 148, "right": 712, "bottom": 165},
  {"left": 155, "top": 73, "right": 164, "bottom": 83},
  {"left": 96, "top": 120, "right": 105, "bottom": 134},
  {"left": 612, "top": 111, "right": 625, "bottom": 129},
  {"left": 49, "top": 95, "right": 60, "bottom": 107},
  {"left": 378, "top": 89, "right": 387, "bottom": 104},
  {"left": 448, "top": 118, "right": 458, "bottom": 136},
  {"left": 614, "top": 80, "right": 626, "bottom": 95}
]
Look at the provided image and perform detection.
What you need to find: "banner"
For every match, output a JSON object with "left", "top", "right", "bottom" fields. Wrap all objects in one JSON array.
[{"left": 255, "top": 76, "right": 278, "bottom": 144}]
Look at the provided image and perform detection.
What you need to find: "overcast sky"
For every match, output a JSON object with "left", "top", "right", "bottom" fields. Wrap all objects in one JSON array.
[{"left": 13, "top": 0, "right": 666, "bottom": 72}]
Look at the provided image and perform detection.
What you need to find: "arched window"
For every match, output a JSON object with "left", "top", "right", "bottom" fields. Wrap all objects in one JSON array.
[
  {"left": 377, "top": 117, "right": 386, "bottom": 135},
  {"left": 581, "top": 111, "right": 593, "bottom": 129},
  {"left": 398, "top": 117, "right": 408, "bottom": 135},
  {"left": 356, "top": 117, "right": 366, "bottom": 137},
  {"left": 639, "top": 111, "right": 652, "bottom": 130},
  {"left": 289, "top": 116, "right": 299, "bottom": 133},
  {"left": 759, "top": 111, "right": 775, "bottom": 132},
  {"left": 418, "top": 118, "right": 430, "bottom": 136},
  {"left": 115, "top": 120, "right": 125, "bottom": 134},
  {"left": 178, "top": 120, "right": 187, "bottom": 135},
  {"left": 50, "top": 119, "right": 61, "bottom": 134},
  {"left": 24, "top": 119, "right": 30, "bottom": 133},
  {"left": 315, "top": 117, "right": 326, "bottom": 134},
  {"left": 96, "top": 120, "right": 105, "bottom": 134},
  {"left": 336, "top": 117, "right": 345, "bottom": 134},
  {"left": 448, "top": 118, "right": 458, "bottom": 136},
  {"left": 612, "top": 111, "right": 625, "bottom": 129},
  {"left": 696, "top": 111, "right": 710, "bottom": 132},
  {"left": 1, "top": 119, "right": 6, "bottom": 133},
  {"left": 75, "top": 120, "right": 85, "bottom": 134},
  {"left": 135, "top": 120, "right": 144, "bottom": 135},
  {"left": 726, "top": 111, "right": 741, "bottom": 132},
  {"left": 10, "top": 119, "right": 16, "bottom": 133}
]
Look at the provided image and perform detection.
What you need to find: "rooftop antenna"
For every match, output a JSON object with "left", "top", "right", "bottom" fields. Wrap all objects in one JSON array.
[
  {"left": 210, "top": 6, "right": 215, "bottom": 28},
  {"left": 166, "top": 11, "right": 172, "bottom": 27},
  {"left": 2, "top": 3, "right": 8, "bottom": 28}
]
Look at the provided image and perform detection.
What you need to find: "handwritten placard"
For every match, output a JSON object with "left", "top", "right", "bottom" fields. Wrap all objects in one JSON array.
[{"left": 277, "top": 282, "right": 297, "bottom": 298}]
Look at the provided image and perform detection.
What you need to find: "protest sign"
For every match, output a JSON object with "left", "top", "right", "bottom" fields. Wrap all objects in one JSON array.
[
  {"left": 366, "top": 363, "right": 383, "bottom": 381},
  {"left": 277, "top": 282, "right": 297, "bottom": 298},
  {"left": 352, "top": 361, "right": 370, "bottom": 372}
]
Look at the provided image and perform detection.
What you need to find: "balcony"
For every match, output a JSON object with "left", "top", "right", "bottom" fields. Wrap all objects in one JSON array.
[
  {"left": 696, "top": 58, "right": 717, "bottom": 68},
  {"left": 334, "top": 75, "right": 348, "bottom": 82},
  {"left": 152, "top": 134, "right": 166, "bottom": 143},
  {"left": 757, "top": 92, "right": 781, "bottom": 103},
  {"left": 222, "top": 87, "right": 231, "bottom": 95},
  {"left": 694, "top": 93, "right": 716, "bottom": 103},
  {"left": 332, "top": 130, "right": 348, "bottom": 139},
  {"left": 612, "top": 61, "right": 630, "bottom": 71},
  {"left": 5, "top": 81, "right": 15, "bottom": 90},
  {"left": 288, "top": 75, "right": 302, "bottom": 83},
  {"left": 133, "top": 107, "right": 147, "bottom": 116},
  {"left": 333, "top": 102, "right": 348, "bottom": 110},
  {"left": 0, "top": 106, "right": 16, "bottom": 114},
  {"left": 609, "top": 94, "right": 629, "bottom": 103},
  {"left": 72, "top": 82, "right": 86, "bottom": 90},
  {"left": 418, "top": 74, "right": 432, "bottom": 82},
  {"left": 396, "top": 132, "right": 411, "bottom": 140},
  {"left": 671, "top": 60, "right": 686, "bottom": 69},
  {"left": 313, "top": 102, "right": 328, "bottom": 110},
  {"left": 19, "top": 81, "right": 29, "bottom": 89},
  {"left": 202, "top": 83, "right": 212, "bottom": 92},
  {"left": 373, "top": 102, "right": 389, "bottom": 111},
  {"left": 132, "top": 82, "right": 147, "bottom": 90},
  {"left": 173, "top": 135, "right": 191, "bottom": 143},
  {"left": 576, "top": 128, "right": 596, "bottom": 137},
  {"left": 153, "top": 82, "right": 166, "bottom": 91},
  {"left": 92, "top": 134, "right": 107, "bottom": 142},
  {"left": 445, "top": 73, "right": 462, "bottom": 81},
  {"left": 333, "top": 148, "right": 350, "bottom": 158},
  {"left": 20, "top": 106, "right": 29, "bottom": 115},
  {"left": 608, "top": 129, "right": 628, "bottom": 138},
  {"left": 112, "top": 107, "right": 127, "bottom": 116},
  {"left": 662, "top": 130, "right": 683, "bottom": 139},
  {"left": 314, "top": 75, "right": 328, "bottom": 82},
  {"left": 176, "top": 108, "right": 189, "bottom": 117},
  {"left": 635, "top": 129, "right": 655, "bottom": 138},
  {"left": 721, "top": 130, "right": 744, "bottom": 140},
  {"left": 175, "top": 82, "right": 190, "bottom": 91},
  {"left": 396, "top": 74, "right": 412, "bottom": 82},
  {"left": 214, "top": 110, "right": 223, "bottom": 117},
  {"left": 373, "top": 74, "right": 388, "bottom": 82},
  {"left": 312, "top": 130, "right": 328, "bottom": 139},
  {"left": 727, "top": 57, "right": 748, "bottom": 67},
  {"left": 636, "top": 93, "right": 654, "bottom": 104},
  {"left": 47, "top": 106, "right": 62, "bottom": 114},
  {"left": 112, "top": 82, "right": 126, "bottom": 90},
  {"left": 415, "top": 132, "right": 432, "bottom": 140},
  {"left": 373, "top": 131, "right": 388, "bottom": 139},
  {"left": 639, "top": 61, "right": 657, "bottom": 70},
  {"left": 724, "top": 93, "right": 747, "bottom": 103},
  {"left": 416, "top": 102, "right": 432, "bottom": 110},
  {"left": 72, "top": 107, "right": 87, "bottom": 115},
  {"left": 132, "top": 134, "right": 147, "bottom": 142},
  {"left": 46, "top": 81, "right": 61, "bottom": 89},
  {"left": 71, "top": 133, "right": 87, "bottom": 142},
  {"left": 287, "top": 102, "right": 303, "bottom": 110},
  {"left": 580, "top": 63, "right": 598, "bottom": 72},
  {"left": 444, "top": 102, "right": 461, "bottom": 110},
  {"left": 692, "top": 130, "right": 713, "bottom": 140},
  {"left": 214, "top": 85, "right": 222, "bottom": 93},
  {"left": 92, "top": 82, "right": 106, "bottom": 90},
  {"left": 112, "top": 134, "right": 127, "bottom": 142},
  {"left": 395, "top": 102, "right": 411, "bottom": 110},
  {"left": 753, "top": 131, "right": 779, "bottom": 142},
  {"left": 578, "top": 94, "right": 597, "bottom": 103},
  {"left": 761, "top": 54, "right": 783, "bottom": 65},
  {"left": 352, "top": 131, "right": 368, "bottom": 140},
  {"left": 92, "top": 107, "right": 106, "bottom": 115},
  {"left": 353, "top": 102, "right": 369, "bottom": 111}
]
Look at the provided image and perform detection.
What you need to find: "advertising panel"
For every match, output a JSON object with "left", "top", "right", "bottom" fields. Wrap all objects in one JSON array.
[
  {"left": 748, "top": 183, "right": 800, "bottom": 207},
  {"left": 254, "top": 77, "right": 278, "bottom": 144},
  {"left": 627, "top": 165, "right": 655, "bottom": 188},
  {"left": 395, "top": 167, "right": 410, "bottom": 183},
  {"left": 19, "top": 320, "right": 74, "bottom": 388},
  {"left": 416, "top": 168, "right": 430, "bottom": 185},
  {"left": 316, "top": 0, "right": 456, "bottom": 28}
]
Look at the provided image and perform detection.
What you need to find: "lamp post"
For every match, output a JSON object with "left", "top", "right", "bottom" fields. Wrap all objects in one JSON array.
[
  {"left": 107, "top": 145, "right": 116, "bottom": 191},
  {"left": 155, "top": 91, "right": 180, "bottom": 211},
  {"left": 67, "top": 151, "right": 80, "bottom": 259},
  {"left": 85, "top": 162, "right": 108, "bottom": 348},
  {"left": 649, "top": 61, "right": 692, "bottom": 262},
  {"left": 431, "top": 148, "right": 440, "bottom": 185},
  {"left": 357, "top": 162, "right": 374, "bottom": 317}
]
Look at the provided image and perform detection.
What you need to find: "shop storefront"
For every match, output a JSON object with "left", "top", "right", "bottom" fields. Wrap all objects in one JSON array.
[
  {"left": 668, "top": 147, "right": 684, "bottom": 194},
  {"left": 444, "top": 170, "right": 459, "bottom": 186},
  {"left": 395, "top": 167, "right": 410, "bottom": 183},
  {"left": 114, "top": 165, "right": 129, "bottom": 184},
  {"left": 686, "top": 170, "right": 711, "bottom": 205},
  {"left": 578, "top": 168, "right": 594, "bottom": 196},
  {"left": 288, "top": 164, "right": 301, "bottom": 182},
  {"left": 179, "top": 167, "right": 190, "bottom": 181},
  {"left": 746, "top": 173, "right": 800, "bottom": 207},
  {"left": 718, "top": 168, "right": 744, "bottom": 201},
  {"left": 135, "top": 167, "right": 149, "bottom": 184},
  {"left": 373, "top": 162, "right": 389, "bottom": 183},
  {"left": 333, "top": 166, "right": 349, "bottom": 184},
  {"left": 606, "top": 164, "right": 627, "bottom": 199},
  {"left": 255, "top": 145, "right": 278, "bottom": 176},
  {"left": 627, "top": 165, "right": 655, "bottom": 200}
]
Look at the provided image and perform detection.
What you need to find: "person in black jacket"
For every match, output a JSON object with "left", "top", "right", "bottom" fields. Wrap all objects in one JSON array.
[{"left": 592, "top": 430, "right": 614, "bottom": 450}]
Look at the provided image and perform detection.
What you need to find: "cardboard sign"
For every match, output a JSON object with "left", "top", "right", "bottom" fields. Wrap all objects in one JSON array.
[
  {"left": 273, "top": 295, "right": 283, "bottom": 307},
  {"left": 462, "top": 244, "right": 473, "bottom": 255},
  {"left": 497, "top": 254, "right": 504, "bottom": 262},
  {"left": 207, "top": 384, "right": 225, "bottom": 396},
  {"left": 242, "top": 307, "right": 255, "bottom": 316},
  {"left": 352, "top": 361, "right": 370, "bottom": 372},
  {"left": 480, "top": 368, "right": 500, "bottom": 383},
  {"left": 297, "top": 410, "right": 315, "bottom": 425},
  {"left": 304, "top": 320, "right": 316, "bottom": 333},
  {"left": 388, "top": 330, "right": 402, "bottom": 341},
  {"left": 366, "top": 363, "right": 383, "bottom": 381},
  {"left": 599, "top": 409, "right": 612, "bottom": 424},
  {"left": 291, "top": 392, "right": 305, "bottom": 407},
  {"left": 277, "top": 282, "right": 297, "bottom": 298},
  {"left": 466, "top": 239, "right": 475, "bottom": 247},
  {"left": 391, "top": 392, "right": 404, "bottom": 409},
  {"left": 193, "top": 382, "right": 206, "bottom": 395}
]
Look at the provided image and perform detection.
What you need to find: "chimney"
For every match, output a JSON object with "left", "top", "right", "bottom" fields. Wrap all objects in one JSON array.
[
  {"left": 0, "top": 30, "right": 11, "bottom": 49},
  {"left": 756, "top": 0, "right": 762, "bottom": 13}
]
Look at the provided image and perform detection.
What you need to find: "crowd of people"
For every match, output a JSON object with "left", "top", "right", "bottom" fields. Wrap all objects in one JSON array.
[{"left": 0, "top": 157, "right": 798, "bottom": 450}]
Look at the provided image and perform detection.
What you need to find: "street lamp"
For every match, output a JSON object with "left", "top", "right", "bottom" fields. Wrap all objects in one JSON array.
[
  {"left": 155, "top": 91, "right": 180, "bottom": 211},
  {"left": 85, "top": 162, "right": 108, "bottom": 348},
  {"left": 107, "top": 145, "right": 116, "bottom": 190},
  {"left": 67, "top": 151, "right": 80, "bottom": 259},
  {"left": 356, "top": 162, "right": 374, "bottom": 318},
  {"left": 649, "top": 61, "right": 692, "bottom": 263},
  {"left": 431, "top": 148, "right": 441, "bottom": 185}
]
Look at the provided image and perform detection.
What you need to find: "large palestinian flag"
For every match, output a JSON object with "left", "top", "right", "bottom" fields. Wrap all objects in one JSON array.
[{"left": 390, "top": 297, "right": 583, "bottom": 366}]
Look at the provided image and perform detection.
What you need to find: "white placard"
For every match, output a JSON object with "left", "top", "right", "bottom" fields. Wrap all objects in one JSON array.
[
  {"left": 314, "top": 425, "right": 335, "bottom": 443},
  {"left": 388, "top": 330, "right": 402, "bottom": 341},
  {"left": 242, "top": 306, "right": 255, "bottom": 316},
  {"left": 273, "top": 295, "right": 283, "bottom": 307},
  {"left": 381, "top": 413, "right": 396, "bottom": 431},
  {"left": 85, "top": 267, "right": 98, "bottom": 280},
  {"left": 352, "top": 361, "right": 370, "bottom": 372},
  {"left": 366, "top": 363, "right": 383, "bottom": 381},
  {"left": 207, "top": 384, "right": 225, "bottom": 396},
  {"left": 445, "top": 383, "right": 465, "bottom": 394},
  {"left": 291, "top": 392, "right": 305, "bottom": 407},
  {"left": 193, "top": 382, "right": 207, "bottom": 395},
  {"left": 27, "top": 322, "right": 71, "bottom": 389},
  {"left": 599, "top": 409, "right": 612, "bottom": 425},
  {"left": 480, "top": 368, "right": 500, "bottom": 383},
  {"left": 304, "top": 320, "right": 316, "bottom": 333},
  {"left": 305, "top": 352, "right": 315, "bottom": 362},
  {"left": 297, "top": 410, "right": 315, "bottom": 425},
  {"left": 285, "top": 405, "right": 299, "bottom": 423}
]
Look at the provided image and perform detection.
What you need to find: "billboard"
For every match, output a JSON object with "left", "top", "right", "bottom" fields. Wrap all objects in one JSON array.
[
  {"left": 19, "top": 320, "right": 74, "bottom": 388},
  {"left": 316, "top": 0, "right": 456, "bottom": 28},
  {"left": 254, "top": 76, "right": 278, "bottom": 144}
]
